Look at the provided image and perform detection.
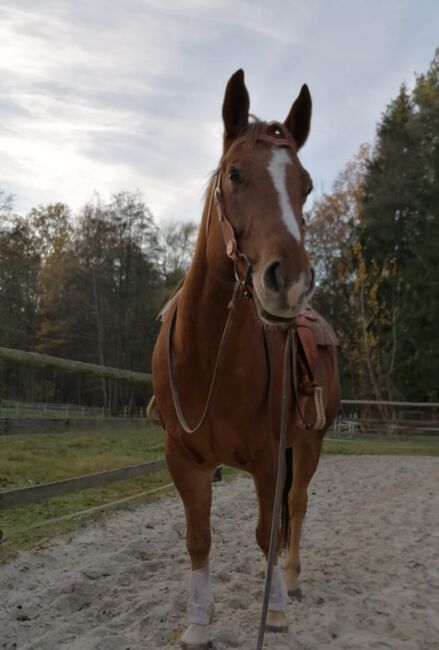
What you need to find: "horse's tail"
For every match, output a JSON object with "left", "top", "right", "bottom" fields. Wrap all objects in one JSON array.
[{"left": 281, "top": 446, "right": 293, "bottom": 548}]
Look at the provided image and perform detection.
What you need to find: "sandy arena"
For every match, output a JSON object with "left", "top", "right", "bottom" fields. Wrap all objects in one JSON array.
[{"left": 1, "top": 455, "right": 438, "bottom": 650}]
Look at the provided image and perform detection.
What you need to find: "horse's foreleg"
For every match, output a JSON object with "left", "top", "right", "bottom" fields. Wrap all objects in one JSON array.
[
  {"left": 284, "top": 433, "right": 322, "bottom": 598},
  {"left": 253, "top": 466, "right": 289, "bottom": 633},
  {"left": 165, "top": 433, "right": 215, "bottom": 649}
]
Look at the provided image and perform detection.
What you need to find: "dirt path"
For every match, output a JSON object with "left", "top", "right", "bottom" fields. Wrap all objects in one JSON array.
[{"left": 1, "top": 456, "right": 438, "bottom": 649}]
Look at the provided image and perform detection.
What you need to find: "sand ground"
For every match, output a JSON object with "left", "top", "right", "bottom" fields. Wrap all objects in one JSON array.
[{"left": 1, "top": 455, "right": 438, "bottom": 650}]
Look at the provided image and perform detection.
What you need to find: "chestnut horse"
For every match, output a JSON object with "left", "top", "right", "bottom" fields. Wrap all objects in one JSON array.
[{"left": 151, "top": 69, "right": 340, "bottom": 648}]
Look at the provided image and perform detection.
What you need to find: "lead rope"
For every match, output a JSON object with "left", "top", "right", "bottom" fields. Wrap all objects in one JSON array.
[{"left": 256, "top": 329, "right": 292, "bottom": 650}]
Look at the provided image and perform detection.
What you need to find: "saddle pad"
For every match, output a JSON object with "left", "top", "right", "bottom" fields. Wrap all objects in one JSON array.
[{"left": 296, "top": 305, "right": 339, "bottom": 347}]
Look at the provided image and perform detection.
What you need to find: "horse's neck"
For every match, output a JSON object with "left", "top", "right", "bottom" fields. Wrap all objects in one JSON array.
[{"left": 173, "top": 210, "right": 235, "bottom": 367}]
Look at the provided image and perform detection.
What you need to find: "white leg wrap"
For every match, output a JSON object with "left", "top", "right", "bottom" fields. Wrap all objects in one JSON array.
[
  {"left": 187, "top": 566, "right": 214, "bottom": 625},
  {"left": 269, "top": 564, "right": 288, "bottom": 611}
]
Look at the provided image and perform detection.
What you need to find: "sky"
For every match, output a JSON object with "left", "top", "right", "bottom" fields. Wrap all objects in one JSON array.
[{"left": 1, "top": 0, "right": 438, "bottom": 224}]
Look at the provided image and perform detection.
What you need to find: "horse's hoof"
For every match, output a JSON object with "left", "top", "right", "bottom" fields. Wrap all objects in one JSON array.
[
  {"left": 180, "top": 623, "right": 211, "bottom": 649},
  {"left": 288, "top": 587, "right": 303, "bottom": 601},
  {"left": 265, "top": 609, "right": 289, "bottom": 633},
  {"left": 265, "top": 624, "right": 289, "bottom": 633}
]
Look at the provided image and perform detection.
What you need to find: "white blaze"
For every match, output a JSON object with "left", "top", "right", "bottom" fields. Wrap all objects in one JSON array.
[{"left": 268, "top": 148, "right": 301, "bottom": 241}]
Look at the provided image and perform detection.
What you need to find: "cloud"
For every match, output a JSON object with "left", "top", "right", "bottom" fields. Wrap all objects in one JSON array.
[{"left": 0, "top": 0, "right": 438, "bottom": 221}]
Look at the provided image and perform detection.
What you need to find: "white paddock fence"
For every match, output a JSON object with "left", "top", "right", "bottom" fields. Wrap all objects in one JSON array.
[
  {"left": 333, "top": 399, "right": 439, "bottom": 436},
  {"left": 0, "top": 399, "right": 146, "bottom": 419}
]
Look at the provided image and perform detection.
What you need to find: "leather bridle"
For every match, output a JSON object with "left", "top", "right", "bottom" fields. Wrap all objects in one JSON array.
[{"left": 210, "top": 129, "right": 297, "bottom": 281}]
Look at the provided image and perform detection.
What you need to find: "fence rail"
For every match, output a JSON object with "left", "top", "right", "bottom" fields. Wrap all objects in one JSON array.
[
  {"left": 2, "top": 399, "right": 103, "bottom": 413},
  {"left": 0, "top": 460, "right": 167, "bottom": 509},
  {"left": 0, "top": 346, "right": 152, "bottom": 386},
  {"left": 334, "top": 399, "right": 439, "bottom": 435}
]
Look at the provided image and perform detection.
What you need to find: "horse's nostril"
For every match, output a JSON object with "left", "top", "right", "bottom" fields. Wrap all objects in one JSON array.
[{"left": 263, "top": 261, "right": 282, "bottom": 295}]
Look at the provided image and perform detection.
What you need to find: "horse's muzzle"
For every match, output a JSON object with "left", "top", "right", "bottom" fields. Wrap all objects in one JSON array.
[{"left": 254, "top": 264, "right": 315, "bottom": 325}]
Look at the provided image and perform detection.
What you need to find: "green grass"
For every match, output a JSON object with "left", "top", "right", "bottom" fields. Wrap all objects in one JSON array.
[
  {"left": 0, "top": 426, "right": 164, "bottom": 489},
  {"left": 0, "top": 428, "right": 437, "bottom": 561},
  {"left": 0, "top": 471, "right": 174, "bottom": 562},
  {"left": 0, "top": 426, "right": 166, "bottom": 560}
]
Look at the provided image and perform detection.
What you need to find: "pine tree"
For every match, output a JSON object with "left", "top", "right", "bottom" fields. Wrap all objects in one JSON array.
[{"left": 360, "top": 51, "right": 439, "bottom": 400}]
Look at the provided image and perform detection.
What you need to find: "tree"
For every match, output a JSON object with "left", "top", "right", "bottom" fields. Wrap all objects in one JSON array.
[
  {"left": 36, "top": 192, "right": 163, "bottom": 409},
  {"left": 306, "top": 146, "right": 371, "bottom": 398},
  {"left": 157, "top": 219, "right": 197, "bottom": 288},
  {"left": 306, "top": 142, "right": 403, "bottom": 401},
  {"left": 361, "top": 50, "right": 439, "bottom": 400},
  {"left": 0, "top": 190, "right": 14, "bottom": 222},
  {"left": 0, "top": 217, "right": 40, "bottom": 350}
]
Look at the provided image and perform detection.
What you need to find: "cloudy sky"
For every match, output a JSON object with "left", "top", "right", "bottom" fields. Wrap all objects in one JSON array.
[{"left": 1, "top": 0, "right": 438, "bottom": 223}]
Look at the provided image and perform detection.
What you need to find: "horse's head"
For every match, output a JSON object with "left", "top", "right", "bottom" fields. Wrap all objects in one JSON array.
[{"left": 217, "top": 69, "right": 315, "bottom": 326}]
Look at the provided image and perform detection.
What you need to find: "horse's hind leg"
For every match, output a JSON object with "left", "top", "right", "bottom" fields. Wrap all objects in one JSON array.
[
  {"left": 253, "top": 464, "right": 289, "bottom": 633},
  {"left": 165, "top": 432, "right": 215, "bottom": 649},
  {"left": 284, "top": 432, "right": 323, "bottom": 598}
]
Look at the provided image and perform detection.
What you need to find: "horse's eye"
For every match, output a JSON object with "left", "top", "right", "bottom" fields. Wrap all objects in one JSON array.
[{"left": 228, "top": 167, "right": 242, "bottom": 184}]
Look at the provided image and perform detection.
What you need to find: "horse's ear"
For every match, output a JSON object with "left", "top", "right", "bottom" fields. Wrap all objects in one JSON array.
[
  {"left": 222, "top": 69, "right": 250, "bottom": 144},
  {"left": 284, "top": 84, "right": 312, "bottom": 149}
]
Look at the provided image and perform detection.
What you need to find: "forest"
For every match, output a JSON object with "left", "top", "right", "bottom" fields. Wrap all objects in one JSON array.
[{"left": 1, "top": 51, "right": 438, "bottom": 409}]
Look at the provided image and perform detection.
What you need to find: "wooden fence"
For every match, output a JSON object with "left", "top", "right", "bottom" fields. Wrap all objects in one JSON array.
[
  {"left": 334, "top": 399, "right": 439, "bottom": 435},
  {"left": 0, "top": 417, "right": 146, "bottom": 436},
  {"left": 0, "top": 460, "right": 166, "bottom": 509},
  {"left": 1, "top": 346, "right": 438, "bottom": 515},
  {"left": 0, "top": 346, "right": 152, "bottom": 386},
  {"left": 0, "top": 347, "right": 159, "bottom": 513}
]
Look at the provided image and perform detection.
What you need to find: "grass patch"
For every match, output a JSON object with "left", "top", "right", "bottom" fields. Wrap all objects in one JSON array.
[
  {"left": 0, "top": 425, "right": 167, "bottom": 560},
  {"left": 0, "top": 471, "right": 173, "bottom": 562},
  {"left": 0, "top": 426, "right": 164, "bottom": 489}
]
